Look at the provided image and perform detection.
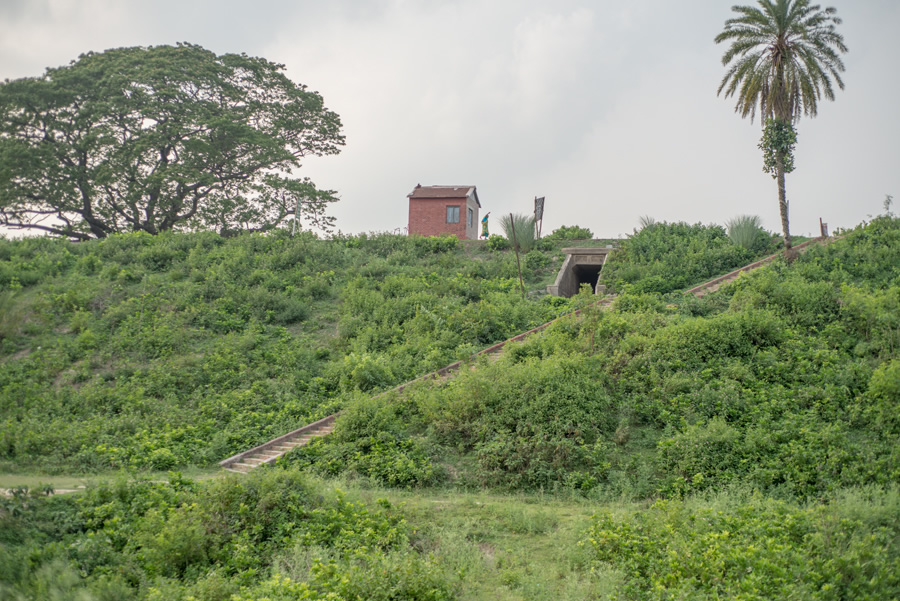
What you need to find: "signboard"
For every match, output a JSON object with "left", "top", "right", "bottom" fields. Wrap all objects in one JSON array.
[{"left": 534, "top": 196, "right": 545, "bottom": 221}]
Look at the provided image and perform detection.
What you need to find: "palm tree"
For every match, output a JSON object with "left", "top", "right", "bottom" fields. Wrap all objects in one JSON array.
[{"left": 715, "top": 0, "right": 847, "bottom": 255}]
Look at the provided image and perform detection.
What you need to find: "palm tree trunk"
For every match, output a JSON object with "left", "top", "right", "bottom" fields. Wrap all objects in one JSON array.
[{"left": 774, "top": 149, "right": 793, "bottom": 258}]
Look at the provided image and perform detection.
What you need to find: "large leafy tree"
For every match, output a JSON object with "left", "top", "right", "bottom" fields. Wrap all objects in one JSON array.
[
  {"left": 715, "top": 0, "right": 847, "bottom": 255},
  {"left": 0, "top": 43, "right": 344, "bottom": 239}
]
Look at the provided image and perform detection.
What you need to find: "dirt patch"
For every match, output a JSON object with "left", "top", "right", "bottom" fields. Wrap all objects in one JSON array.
[
  {"left": 479, "top": 542, "right": 496, "bottom": 562},
  {"left": 1, "top": 486, "right": 86, "bottom": 497},
  {"left": 3, "top": 348, "right": 31, "bottom": 363}
]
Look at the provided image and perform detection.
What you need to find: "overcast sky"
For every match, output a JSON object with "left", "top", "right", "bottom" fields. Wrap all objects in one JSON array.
[{"left": 2, "top": 0, "right": 898, "bottom": 238}]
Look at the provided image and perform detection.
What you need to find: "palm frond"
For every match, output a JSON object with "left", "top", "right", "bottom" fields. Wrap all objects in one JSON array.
[
  {"left": 638, "top": 215, "right": 657, "bottom": 230},
  {"left": 715, "top": 0, "right": 847, "bottom": 123}
]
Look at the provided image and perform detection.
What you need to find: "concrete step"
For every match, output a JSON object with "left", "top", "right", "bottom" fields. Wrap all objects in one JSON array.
[{"left": 244, "top": 456, "right": 278, "bottom": 465}]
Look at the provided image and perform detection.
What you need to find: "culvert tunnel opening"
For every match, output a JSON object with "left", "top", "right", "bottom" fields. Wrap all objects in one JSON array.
[
  {"left": 546, "top": 247, "right": 611, "bottom": 298},
  {"left": 573, "top": 264, "right": 603, "bottom": 293}
]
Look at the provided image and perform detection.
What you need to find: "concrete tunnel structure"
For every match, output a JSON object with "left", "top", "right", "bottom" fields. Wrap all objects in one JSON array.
[{"left": 546, "top": 247, "right": 611, "bottom": 298}]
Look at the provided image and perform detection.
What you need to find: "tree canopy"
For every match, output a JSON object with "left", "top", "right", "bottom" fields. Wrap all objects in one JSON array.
[
  {"left": 715, "top": 0, "right": 847, "bottom": 123},
  {"left": 0, "top": 43, "right": 344, "bottom": 239}
]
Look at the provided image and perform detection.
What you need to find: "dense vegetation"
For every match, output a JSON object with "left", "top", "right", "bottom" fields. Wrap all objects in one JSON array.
[
  {"left": 1, "top": 471, "right": 456, "bottom": 600},
  {"left": 292, "top": 217, "right": 899, "bottom": 501},
  {"left": 2, "top": 216, "right": 898, "bottom": 599},
  {"left": 0, "top": 231, "right": 576, "bottom": 473},
  {"left": 600, "top": 220, "right": 778, "bottom": 294}
]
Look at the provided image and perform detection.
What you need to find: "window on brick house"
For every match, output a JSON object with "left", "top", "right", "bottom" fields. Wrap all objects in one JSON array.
[
  {"left": 468, "top": 208, "right": 474, "bottom": 227},
  {"left": 447, "top": 205, "right": 460, "bottom": 224}
]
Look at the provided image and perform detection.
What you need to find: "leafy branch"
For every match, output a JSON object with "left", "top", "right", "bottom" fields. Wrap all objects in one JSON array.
[{"left": 759, "top": 118, "right": 797, "bottom": 178}]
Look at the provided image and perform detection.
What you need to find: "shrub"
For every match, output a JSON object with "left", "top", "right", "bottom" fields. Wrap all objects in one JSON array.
[
  {"left": 583, "top": 492, "right": 900, "bottom": 600},
  {"left": 240, "top": 552, "right": 456, "bottom": 601},
  {"left": 411, "top": 234, "right": 459, "bottom": 254},
  {"left": 524, "top": 250, "right": 551, "bottom": 271},
  {"left": 657, "top": 417, "right": 740, "bottom": 494},
  {"left": 417, "top": 352, "right": 615, "bottom": 489},
  {"left": 546, "top": 225, "right": 593, "bottom": 240},
  {"left": 485, "top": 234, "right": 509, "bottom": 251},
  {"left": 601, "top": 220, "right": 758, "bottom": 294}
]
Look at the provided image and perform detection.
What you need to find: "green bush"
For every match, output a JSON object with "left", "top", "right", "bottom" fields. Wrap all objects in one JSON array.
[
  {"left": 485, "top": 233, "right": 509, "bottom": 251},
  {"left": 287, "top": 391, "right": 441, "bottom": 488},
  {"left": 411, "top": 234, "right": 460, "bottom": 254},
  {"left": 0, "top": 469, "right": 422, "bottom": 599},
  {"left": 545, "top": 225, "right": 593, "bottom": 240},
  {"left": 601, "top": 220, "right": 764, "bottom": 294},
  {"left": 584, "top": 491, "right": 900, "bottom": 600},
  {"left": 237, "top": 552, "right": 455, "bottom": 601},
  {"left": 657, "top": 417, "right": 741, "bottom": 494},
  {"left": 524, "top": 250, "right": 551, "bottom": 271},
  {"left": 417, "top": 352, "right": 615, "bottom": 489}
]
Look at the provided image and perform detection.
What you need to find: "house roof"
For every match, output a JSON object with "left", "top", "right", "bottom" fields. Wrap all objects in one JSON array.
[{"left": 407, "top": 185, "right": 481, "bottom": 208}]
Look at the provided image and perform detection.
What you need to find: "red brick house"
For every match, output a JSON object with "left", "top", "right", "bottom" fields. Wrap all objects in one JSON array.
[{"left": 407, "top": 185, "right": 481, "bottom": 240}]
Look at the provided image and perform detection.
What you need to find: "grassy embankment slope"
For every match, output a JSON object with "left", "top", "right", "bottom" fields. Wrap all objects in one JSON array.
[
  {"left": 0, "top": 230, "right": 619, "bottom": 475},
  {"left": 2, "top": 218, "right": 898, "bottom": 600}
]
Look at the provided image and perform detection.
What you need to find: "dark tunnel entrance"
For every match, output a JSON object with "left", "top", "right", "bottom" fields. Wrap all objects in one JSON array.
[{"left": 573, "top": 264, "right": 603, "bottom": 292}]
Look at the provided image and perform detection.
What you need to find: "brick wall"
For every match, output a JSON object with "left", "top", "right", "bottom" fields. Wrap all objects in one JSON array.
[{"left": 408, "top": 197, "right": 478, "bottom": 239}]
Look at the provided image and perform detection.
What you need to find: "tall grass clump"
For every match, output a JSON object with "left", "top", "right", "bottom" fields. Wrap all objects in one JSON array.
[
  {"left": 499, "top": 213, "right": 537, "bottom": 252},
  {"left": 638, "top": 215, "right": 657, "bottom": 230},
  {"left": 726, "top": 214, "right": 765, "bottom": 250}
]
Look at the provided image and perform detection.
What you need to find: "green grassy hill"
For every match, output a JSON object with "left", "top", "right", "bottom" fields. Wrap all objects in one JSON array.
[
  {"left": 2, "top": 218, "right": 898, "bottom": 600},
  {"left": 0, "top": 231, "right": 597, "bottom": 473},
  {"left": 291, "top": 218, "right": 900, "bottom": 500}
]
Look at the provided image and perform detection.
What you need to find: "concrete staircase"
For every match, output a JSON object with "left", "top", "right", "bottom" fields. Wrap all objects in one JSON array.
[
  {"left": 220, "top": 415, "right": 336, "bottom": 473},
  {"left": 218, "top": 297, "right": 621, "bottom": 474},
  {"left": 221, "top": 238, "right": 828, "bottom": 474}
]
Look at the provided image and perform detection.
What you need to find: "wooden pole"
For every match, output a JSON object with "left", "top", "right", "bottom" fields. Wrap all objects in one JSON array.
[{"left": 509, "top": 213, "right": 526, "bottom": 298}]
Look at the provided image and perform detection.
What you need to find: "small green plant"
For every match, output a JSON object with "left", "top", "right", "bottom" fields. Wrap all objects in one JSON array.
[
  {"left": 485, "top": 234, "right": 510, "bottom": 251},
  {"left": 524, "top": 250, "right": 551, "bottom": 271}
]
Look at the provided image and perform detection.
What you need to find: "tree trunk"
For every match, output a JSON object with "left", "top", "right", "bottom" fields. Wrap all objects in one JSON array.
[{"left": 774, "top": 148, "right": 794, "bottom": 260}]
